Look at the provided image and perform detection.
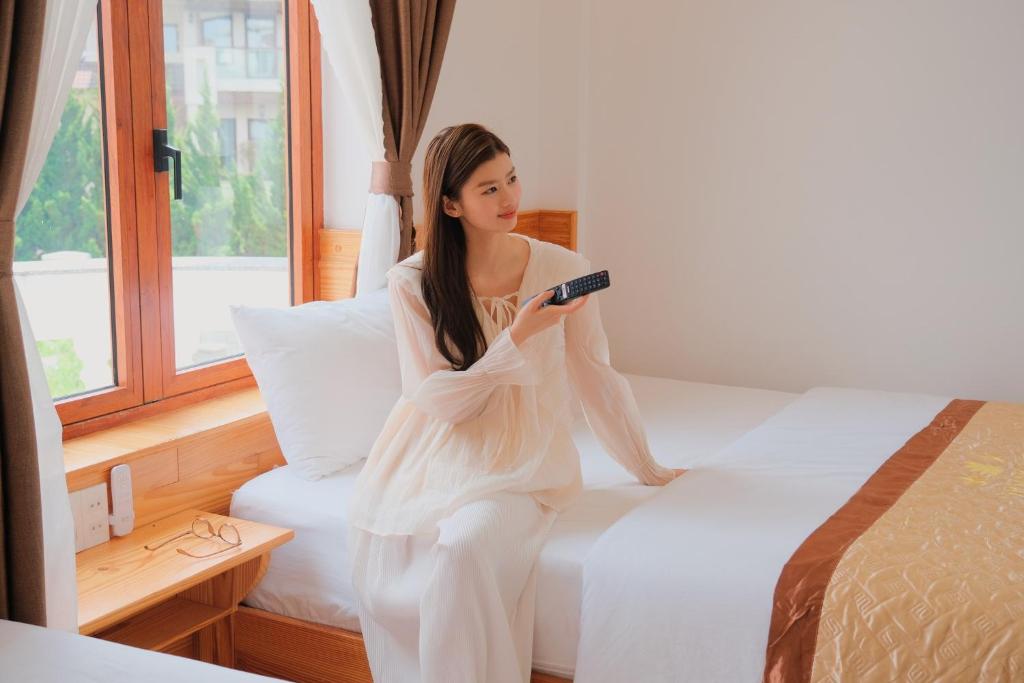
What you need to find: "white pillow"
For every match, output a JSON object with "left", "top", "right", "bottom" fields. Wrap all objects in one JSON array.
[{"left": 230, "top": 288, "right": 401, "bottom": 480}]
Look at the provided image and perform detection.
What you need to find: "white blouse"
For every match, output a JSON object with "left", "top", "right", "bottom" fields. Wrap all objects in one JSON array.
[{"left": 348, "top": 233, "right": 675, "bottom": 536}]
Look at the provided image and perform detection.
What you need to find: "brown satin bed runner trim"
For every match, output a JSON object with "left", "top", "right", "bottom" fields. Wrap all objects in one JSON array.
[{"left": 761, "top": 398, "right": 986, "bottom": 683}]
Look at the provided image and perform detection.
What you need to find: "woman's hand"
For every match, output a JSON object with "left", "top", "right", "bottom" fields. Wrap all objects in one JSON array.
[
  {"left": 509, "top": 290, "right": 590, "bottom": 347},
  {"left": 644, "top": 467, "right": 688, "bottom": 486}
]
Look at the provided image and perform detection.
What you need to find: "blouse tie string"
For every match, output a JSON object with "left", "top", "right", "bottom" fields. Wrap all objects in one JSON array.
[{"left": 478, "top": 294, "right": 518, "bottom": 336}]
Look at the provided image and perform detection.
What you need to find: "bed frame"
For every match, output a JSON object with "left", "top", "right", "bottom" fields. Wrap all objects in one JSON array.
[
  {"left": 234, "top": 606, "right": 572, "bottom": 683},
  {"left": 232, "top": 214, "right": 578, "bottom": 681}
]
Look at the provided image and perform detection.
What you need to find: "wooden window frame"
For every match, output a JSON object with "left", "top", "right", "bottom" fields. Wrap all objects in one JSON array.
[{"left": 56, "top": 0, "right": 322, "bottom": 440}]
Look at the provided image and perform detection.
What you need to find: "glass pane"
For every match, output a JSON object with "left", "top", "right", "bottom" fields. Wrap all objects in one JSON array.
[
  {"left": 201, "top": 16, "right": 232, "bottom": 47},
  {"left": 218, "top": 118, "right": 236, "bottom": 170},
  {"left": 164, "top": 24, "right": 179, "bottom": 54},
  {"left": 163, "top": 0, "right": 290, "bottom": 371},
  {"left": 14, "top": 7, "right": 114, "bottom": 401}
]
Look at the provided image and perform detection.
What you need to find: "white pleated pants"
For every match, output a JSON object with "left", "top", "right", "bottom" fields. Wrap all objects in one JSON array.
[{"left": 349, "top": 492, "right": 558, "bottom": 683}]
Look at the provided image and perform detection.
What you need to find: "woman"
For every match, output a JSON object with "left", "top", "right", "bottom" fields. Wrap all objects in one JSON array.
[{"left": 347, "top": 123, "right": 684, "bottom": 683}]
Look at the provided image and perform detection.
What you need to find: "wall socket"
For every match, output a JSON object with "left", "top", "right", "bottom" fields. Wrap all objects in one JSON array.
[{"left": 70, "top": 483, "right": 110, "bottom": 552}]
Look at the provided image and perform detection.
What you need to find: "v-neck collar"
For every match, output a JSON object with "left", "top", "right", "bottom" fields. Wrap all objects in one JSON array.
[{"left": 473, "top": 232, "right": 534, "bottom": 305}]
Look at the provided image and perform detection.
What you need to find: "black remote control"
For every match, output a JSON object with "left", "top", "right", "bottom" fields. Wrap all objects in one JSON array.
[{"left": 524, "top": 270, "right": 610, "bottom": 308}]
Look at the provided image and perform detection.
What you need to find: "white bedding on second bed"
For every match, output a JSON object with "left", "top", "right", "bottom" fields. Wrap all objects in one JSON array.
[
  {"left": 573, "top": 386, "right": 955, "bottom": 683},
  {"left": 230, "top": 374, "right": 797, "bottom": 678},
  {"left": 0, "top": 620, "right": 282, "bottom": 682}
]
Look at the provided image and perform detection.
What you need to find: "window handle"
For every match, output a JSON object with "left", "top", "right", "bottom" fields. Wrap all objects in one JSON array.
[{"left": 153, "top": 128, "right": 182, "bottom": 200}]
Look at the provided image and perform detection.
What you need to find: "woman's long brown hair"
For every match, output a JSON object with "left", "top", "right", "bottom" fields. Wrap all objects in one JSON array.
[{"left": 420, "top": 124, "right": 511, "bottom": 371}]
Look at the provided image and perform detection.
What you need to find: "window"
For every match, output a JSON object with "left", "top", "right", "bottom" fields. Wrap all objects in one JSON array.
[
  {"left": 167, "top": 0, "right": 290, "bottom": 372},
  {"left": 163, "top": 24, "right": 178, "bottom": 54},
  {"left": 246, "top": 16, "right": 276, "bottom": 48},
  {"left": 246, "top": 16, "right": 278, "bottom": 79},
  {"left": 218, "top": 118, "right": 237, "bottom": 171},
  {"left": 245, "top": 118, "right": 270, "bottom": 172},
  {"left": 16, "top": 16, "right": 113, "bottom": 401},
  {"left": 248, "top": 118, "right": 270, "bottom": 143},
  {"left": 201, "top": 15, "right": 233, "bottom": 47},
  {"left": 16, "top": 0, "right": 322, "bottom": 435}
]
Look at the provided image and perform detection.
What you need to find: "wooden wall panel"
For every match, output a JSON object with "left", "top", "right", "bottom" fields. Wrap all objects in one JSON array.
[
  {"left": 65, "top": 389, "right": 285, "bottom": 528},
  {"left": 318, "top": 229, "right": 361, "bottom": 301}
]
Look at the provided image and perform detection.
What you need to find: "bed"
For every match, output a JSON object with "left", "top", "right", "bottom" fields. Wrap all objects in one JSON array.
[
  {"left": 0, "top": 619, "right": 282, "bottom": 682},
  {"left": 227, "top": 227, "right": 1022, "bottom": 680},
  {"left": 574, "top": 386, "right": 1024, "bottom": 682},
  {"left": 232, "top": 378, "right": 1024, "bottom": 682},
  {"left": 229, "top": 374, "right": 799, "bottom": 680}
]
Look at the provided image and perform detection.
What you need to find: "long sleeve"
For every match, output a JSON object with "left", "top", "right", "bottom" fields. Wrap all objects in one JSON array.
[
  {"left": 387, "top": 271, "right": 544, "bottom": 425},
  {"left": 564, "top": 260, "right": 675, "bottom": 485}
]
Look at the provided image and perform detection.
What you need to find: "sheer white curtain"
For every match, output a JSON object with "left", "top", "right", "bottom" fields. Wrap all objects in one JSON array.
[
  {"left": 311, "top": 0, "right": 402, "bottom": 295},
  {"left": 14, "top": 0, "right": 98, "bottom": 632}
]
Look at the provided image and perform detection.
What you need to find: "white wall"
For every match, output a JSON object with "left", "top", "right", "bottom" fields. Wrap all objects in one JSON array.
[
  {"left": 537, "top": 0, "right": 585, "bottom": 209},
  {"left": 579, "top": 0, "right": 1024, "bottom": 402},
  {"left": 323, "top": 1, "right": 1024, "bottom": 402},
  {"left": 409, "top": 0, "right": 542, "bottom": 220}
]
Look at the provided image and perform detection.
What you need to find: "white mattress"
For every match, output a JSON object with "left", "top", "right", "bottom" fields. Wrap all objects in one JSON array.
[{"left": 230, "top": 374, "right": 797, "bottom": 678}]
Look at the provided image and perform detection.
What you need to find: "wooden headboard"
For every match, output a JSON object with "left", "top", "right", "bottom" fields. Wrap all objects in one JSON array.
[{"left": 317, "top": 209, "right": 577, "bottom": 301}]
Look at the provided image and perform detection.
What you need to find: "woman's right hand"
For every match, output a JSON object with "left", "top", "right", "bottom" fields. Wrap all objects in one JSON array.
[
  {"left": 509, "top": 290, "right": 590, "bottom": 347},
  {"left": 645, "top": 467, "right": 687, "bottom": 486}
]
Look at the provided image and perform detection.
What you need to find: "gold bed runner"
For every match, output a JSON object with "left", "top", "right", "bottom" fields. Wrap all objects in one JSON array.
[{"left": 764, "top": 399, "right": 1024, "bottom": 682}]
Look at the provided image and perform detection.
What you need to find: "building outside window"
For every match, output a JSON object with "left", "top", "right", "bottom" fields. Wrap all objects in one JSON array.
[
  {"left": 219, "top": 118, "right": 237, "bottom": 170},
  {"left": 246, "top": 16, "right": 277, "bottom": 78},
  {"left": 201, "top": 15, "right": 232, "bottom": 47},
  {"left": 164, "top": 24, "right": 179, "bottom": 54}
]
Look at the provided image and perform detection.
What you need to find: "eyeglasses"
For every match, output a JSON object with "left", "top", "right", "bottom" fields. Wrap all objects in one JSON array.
[{"left": 144, "top": 517, "right": 243, "bottom": 558}]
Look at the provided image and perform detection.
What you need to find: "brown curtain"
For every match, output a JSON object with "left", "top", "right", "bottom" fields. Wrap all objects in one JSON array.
[
  {"left": 0, "top": 0, "right": 48, "bottom": 626},
  {"left": 368, "top": 0, "right": 457, "bottom": 259}
]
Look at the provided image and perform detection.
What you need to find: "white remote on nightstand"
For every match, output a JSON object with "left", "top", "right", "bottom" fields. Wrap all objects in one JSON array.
[{"left": 109, "top": 464, "right": 135, "bottom": 536}]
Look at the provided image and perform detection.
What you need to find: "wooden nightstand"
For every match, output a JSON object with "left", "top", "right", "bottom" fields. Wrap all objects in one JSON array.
[{"left": 77, "top": 508, "right": 293, "bottom": 666}]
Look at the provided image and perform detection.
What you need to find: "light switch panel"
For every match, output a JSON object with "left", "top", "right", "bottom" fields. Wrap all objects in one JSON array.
[{"left": 71, "top": 483, "right": 110, "bottom": 552}]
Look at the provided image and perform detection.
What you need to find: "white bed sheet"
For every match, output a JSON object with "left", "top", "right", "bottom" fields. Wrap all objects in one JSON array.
[
  {"left": 573, "top": 386, "right": 954, "bottom": 683},
  {"left": 230, "top": 374, "right": 797, "bottom": 678}
]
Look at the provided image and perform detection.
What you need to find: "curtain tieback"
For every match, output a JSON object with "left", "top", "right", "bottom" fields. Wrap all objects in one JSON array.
[
  {"left": 369, "top": 160, "right": 414, "bottom": 197},
  {"left": 0, "top": 219, "right": 14, "bottom": 275}
]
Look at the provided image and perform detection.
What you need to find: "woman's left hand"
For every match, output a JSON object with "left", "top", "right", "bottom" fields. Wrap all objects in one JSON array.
[
  {"left": 666, "top": 467, "right": 687, "bottom": 483},
  {"left": 644, "top": 467, "right": 688, "bottom": 486}
]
